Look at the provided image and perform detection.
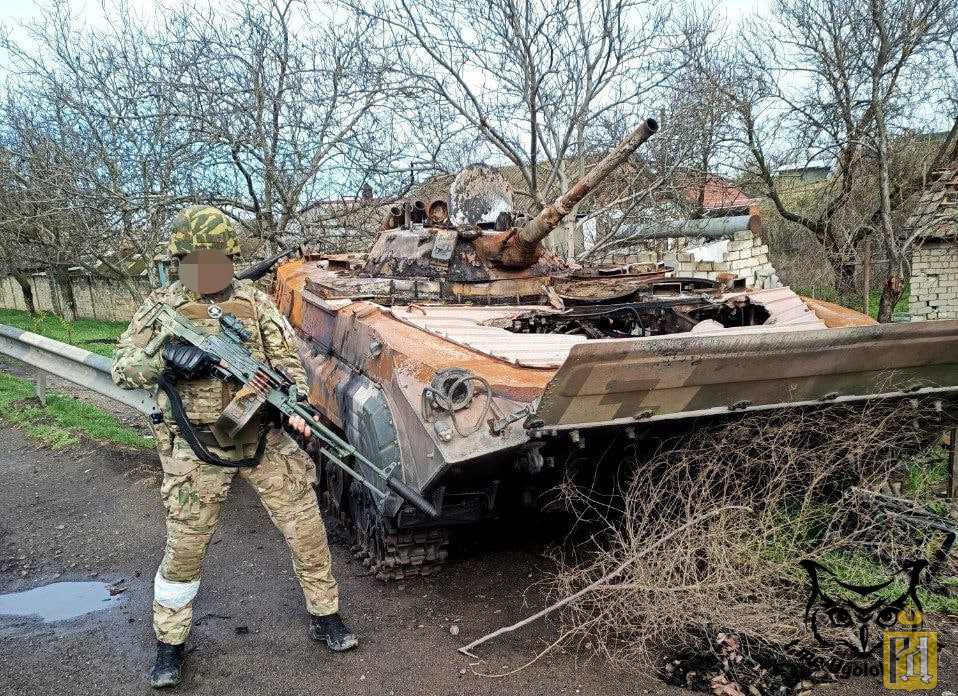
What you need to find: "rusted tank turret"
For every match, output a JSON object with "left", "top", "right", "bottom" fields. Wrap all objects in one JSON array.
[
  {"left": 478, "top": 117, "right": 659, "bottom": 268},
  {"left": 351, "top": 117, "right": 668, "bottom": 305}
]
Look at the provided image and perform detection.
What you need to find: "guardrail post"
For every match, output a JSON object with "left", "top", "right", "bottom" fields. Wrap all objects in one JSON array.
[
  {"left": 35, "top": 369, "right": 47, "bottom": 406},
  {"left": 0, "top": 323, "right": 159, "bottom": 416},
  {"left": 948, "top": 426, "right": 958, "bottom": 502}
]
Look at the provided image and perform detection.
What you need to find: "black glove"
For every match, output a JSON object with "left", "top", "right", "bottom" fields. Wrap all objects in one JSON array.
[{"left": 162, "top": 340, "right": 216, "bottom": 378}]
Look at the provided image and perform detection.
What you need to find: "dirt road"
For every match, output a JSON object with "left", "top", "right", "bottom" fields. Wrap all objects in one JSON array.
[
  {"left": 0, "top": 425, "right": 643, "bottom": 696},
  {"left": 0, "top": 424, "right": 954, "bottom": 695}
]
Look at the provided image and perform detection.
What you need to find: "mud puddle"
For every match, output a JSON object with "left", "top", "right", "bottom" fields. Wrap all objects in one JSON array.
[{"left": 0, "top": 581, "right": 122, "bottom": 622}]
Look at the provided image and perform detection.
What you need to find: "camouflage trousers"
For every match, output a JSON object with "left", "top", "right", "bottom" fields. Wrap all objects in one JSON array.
[{"left": 152, "top": 426, "right": 338, "bottom": 645}]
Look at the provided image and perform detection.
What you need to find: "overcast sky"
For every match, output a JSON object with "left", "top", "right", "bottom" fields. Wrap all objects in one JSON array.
[
  {"left": 0, "top": 0, "right": 765, "bottom": 25},
  {"left": 0, "top": 0, "right": 766, "bottom": 65}
]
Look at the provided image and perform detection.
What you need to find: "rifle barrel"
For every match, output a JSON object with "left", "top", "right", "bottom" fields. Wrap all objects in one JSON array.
[{"left": 236, "top": 245, "right": 303, "bottom": 281}]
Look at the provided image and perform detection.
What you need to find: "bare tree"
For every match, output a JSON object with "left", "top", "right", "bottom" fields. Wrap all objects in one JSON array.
[
  {"left": 699, "top": 0, "right": 958, "bottom": 320},
  {"left": 167, "top": 0, "right": 401, "bottom": 247},
  {"left": 0, "top": 0, "right": 403, "bottom": 306},
  {"left": 580, "top": 34, "right": 741, "bottom": 263},
  {"left": 354, "top": 0, "right": 679, "bottom": 260},
  {"left": 0, "top": 0, "right": 218, "bottom": 297}
]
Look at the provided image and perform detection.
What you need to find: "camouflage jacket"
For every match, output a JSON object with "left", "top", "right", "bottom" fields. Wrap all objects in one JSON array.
[{"left": 112, "top": 279, "right": 308, "bottom": 432}]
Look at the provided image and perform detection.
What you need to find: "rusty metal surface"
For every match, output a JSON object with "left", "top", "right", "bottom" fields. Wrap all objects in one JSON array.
[
  {"left": 531, "top": 319, "right": 958, "bottom": 429},
  {"left": 296, "top": 294, "right": 557, "bottom": 394},
  {"left": 801, "top": 297, "right": 878, "bottom": 328},
  {"left": 385, "top": 287, "right": 831, "bottom": 366},
  {"left": 426, "top": 197, "right": 450, "bottom": 225},
  {"left": 719, "top": 287, "right": 827, "bottom": 330},
  {"left": 516, "top": 118, "right": 658, "bottom": 250}
]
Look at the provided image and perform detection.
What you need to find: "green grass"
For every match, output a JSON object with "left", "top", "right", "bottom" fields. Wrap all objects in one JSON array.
[
  {"left": 814, "top": 550, "right": 958, "bottom": 615},
  {"left": 792, "top": 281, "right": 910, "bottom": 319},
  {"left": 905, "top": 449, "right": 950, "bottom": 515},
  {"left": 0, "top": 308, "right": 126, "bottom": 357},
  {"left": 0, "top": 370, "right": 37, "bottom": 408},
  {"left": 0, "top": 371, "right": 151, "bottom": 449},
  {"left": 757, "top": 453, "right": 958, "bottom": 619},
  {"left": 811, "top": 461, "right": 958, "bottom": 612},
  {"left": 27, "top": 425, "right": 79, "bottom": 449},
  {"left": 761, "top": 542, "right": 958, "bottom": 617}
]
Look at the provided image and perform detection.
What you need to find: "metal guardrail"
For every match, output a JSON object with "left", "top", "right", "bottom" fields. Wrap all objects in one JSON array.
[{"left": 0, "top": 324, "right": 158, "bottom": 417}]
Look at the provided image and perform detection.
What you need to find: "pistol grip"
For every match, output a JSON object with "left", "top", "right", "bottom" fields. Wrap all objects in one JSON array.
[{"left": 144, "top": 328, "right": 172, "bottom": 357}]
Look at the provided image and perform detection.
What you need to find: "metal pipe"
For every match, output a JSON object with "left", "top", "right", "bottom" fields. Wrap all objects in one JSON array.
[
  {"left": 427, "top": 197, "right": 449, "bottom": 225},
  {"left": 411, "top": 199, "right": 427, "bottom": 224},
  {"left": 388, "top": 205, "right": 404, "bottom": 229},
  {"left": 618, "top": 215, "right": 755, "bottom": 240}
]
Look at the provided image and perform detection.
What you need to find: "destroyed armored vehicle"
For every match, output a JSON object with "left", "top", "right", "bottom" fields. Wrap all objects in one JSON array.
[{"left": 267, "top": 118, "right": 958, "bottom": 579}]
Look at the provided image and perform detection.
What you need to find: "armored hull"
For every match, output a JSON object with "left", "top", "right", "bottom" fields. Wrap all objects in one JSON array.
[
  {"left": 272, "top": 256, "right": 958, "bottom": 579},
  {"left": 268, "top": 119, "right": 958, "bottom": 579}
]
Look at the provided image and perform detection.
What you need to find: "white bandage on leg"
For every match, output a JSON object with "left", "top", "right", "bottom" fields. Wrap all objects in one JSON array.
[{"left": 154, "top": 569, "right": 200, "bottom": 609}]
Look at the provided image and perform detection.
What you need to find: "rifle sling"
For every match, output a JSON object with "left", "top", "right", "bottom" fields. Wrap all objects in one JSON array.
[{"left": 157, "top": 369, "right": 267, "bottom": 468}]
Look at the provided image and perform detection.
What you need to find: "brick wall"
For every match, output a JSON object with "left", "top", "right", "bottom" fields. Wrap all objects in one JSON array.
[
  {"left": 606, "top": 228, "right": 781, "bottom": 289},
  {"left": 910, "top": 240, "right": 958, "bottom": 320},
  {"left": 0, "top": 273, "right": 152, "bottom": 322}
]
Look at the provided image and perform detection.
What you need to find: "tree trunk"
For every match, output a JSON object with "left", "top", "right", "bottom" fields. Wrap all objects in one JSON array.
[
  {"left": 117, "top": 271, "right": 144, "bottom": 302},
  {"left": 12, "top": 271, "right": 36, "bottom": 315},
  {"left": 49, "top": 265, "right": 77, "bottom": 322},
  {"left": 876, "top": 275, "right": 905, "bottom": 324}
]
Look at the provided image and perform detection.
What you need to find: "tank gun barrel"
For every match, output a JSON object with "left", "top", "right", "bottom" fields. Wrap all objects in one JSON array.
[{"left": 517, "top": 117, "right": 659, "bottom": 250}]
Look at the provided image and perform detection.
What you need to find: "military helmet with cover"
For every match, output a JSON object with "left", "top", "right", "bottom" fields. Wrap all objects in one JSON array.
[{"left": 168, "top": 205, "right": 241, "bottom": 257}]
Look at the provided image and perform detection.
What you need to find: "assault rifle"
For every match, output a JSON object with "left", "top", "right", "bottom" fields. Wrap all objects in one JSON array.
[{"left": 139, "top": 302, "right": 439, "bottom": 518}]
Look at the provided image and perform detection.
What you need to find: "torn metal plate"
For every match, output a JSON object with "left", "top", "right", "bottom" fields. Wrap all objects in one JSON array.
[
  {"left": 450, "top": 164, "right": 514, "bottom": 226},
  {"left": 529, "top": 319, "right": 958, "bottom": 429},
  {"left": 431, "top": 228, "right": 458, "bottom": 262}
]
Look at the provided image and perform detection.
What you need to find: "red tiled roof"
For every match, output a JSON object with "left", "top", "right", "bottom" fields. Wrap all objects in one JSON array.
[{"left": 676, "top": 173, "right": 751, "bottom": 212}]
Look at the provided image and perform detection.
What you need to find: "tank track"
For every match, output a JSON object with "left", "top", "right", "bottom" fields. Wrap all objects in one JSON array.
[
  {"left": 317, "top": 458, "right": 449, "bottom": 581},
  {"left": 351, "top": 525, "right": 449, "bottom": 581}
]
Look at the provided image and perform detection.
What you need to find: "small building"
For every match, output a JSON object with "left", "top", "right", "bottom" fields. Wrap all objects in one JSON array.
[
  {"left": 775, "top": 158, "right": 833, "bottom": 184},
  {"left": 906, "top": 159, "right": 958, "bottom": 320}
]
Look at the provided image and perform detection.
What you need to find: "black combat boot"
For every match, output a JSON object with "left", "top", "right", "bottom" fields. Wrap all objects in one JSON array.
[
  {"left": 149, "top": 641, "right": 185, "bottom": 688},
  {"left": 309, "top": 612, "right": 359, "bottom": 651}
]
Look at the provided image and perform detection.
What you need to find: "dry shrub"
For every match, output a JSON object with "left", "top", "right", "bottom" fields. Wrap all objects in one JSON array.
[{"left": 548, "top": 397, "right": 951, "bottom": 670}]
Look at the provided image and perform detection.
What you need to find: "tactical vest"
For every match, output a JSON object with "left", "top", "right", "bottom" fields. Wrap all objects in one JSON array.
[{"left": 154, "top": 281, "right": 269, "bottom": 452}]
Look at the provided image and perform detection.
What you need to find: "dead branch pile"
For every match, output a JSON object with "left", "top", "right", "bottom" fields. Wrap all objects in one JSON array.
[
  {"left": 548, "top": 398, "right": 951, "bottom": 676},
  {"left": 661, "top": 630, "right": 818, "bottom": 696}
]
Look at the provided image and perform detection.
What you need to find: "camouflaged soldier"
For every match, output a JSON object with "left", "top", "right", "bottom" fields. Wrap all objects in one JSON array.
[{"left": 112, "top": 206, "right": 356, "bottom": 689}]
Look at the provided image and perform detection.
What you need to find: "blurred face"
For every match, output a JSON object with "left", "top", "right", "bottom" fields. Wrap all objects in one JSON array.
[{"left": 178, "top": 249, "right": 234, "bottom": 294}]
